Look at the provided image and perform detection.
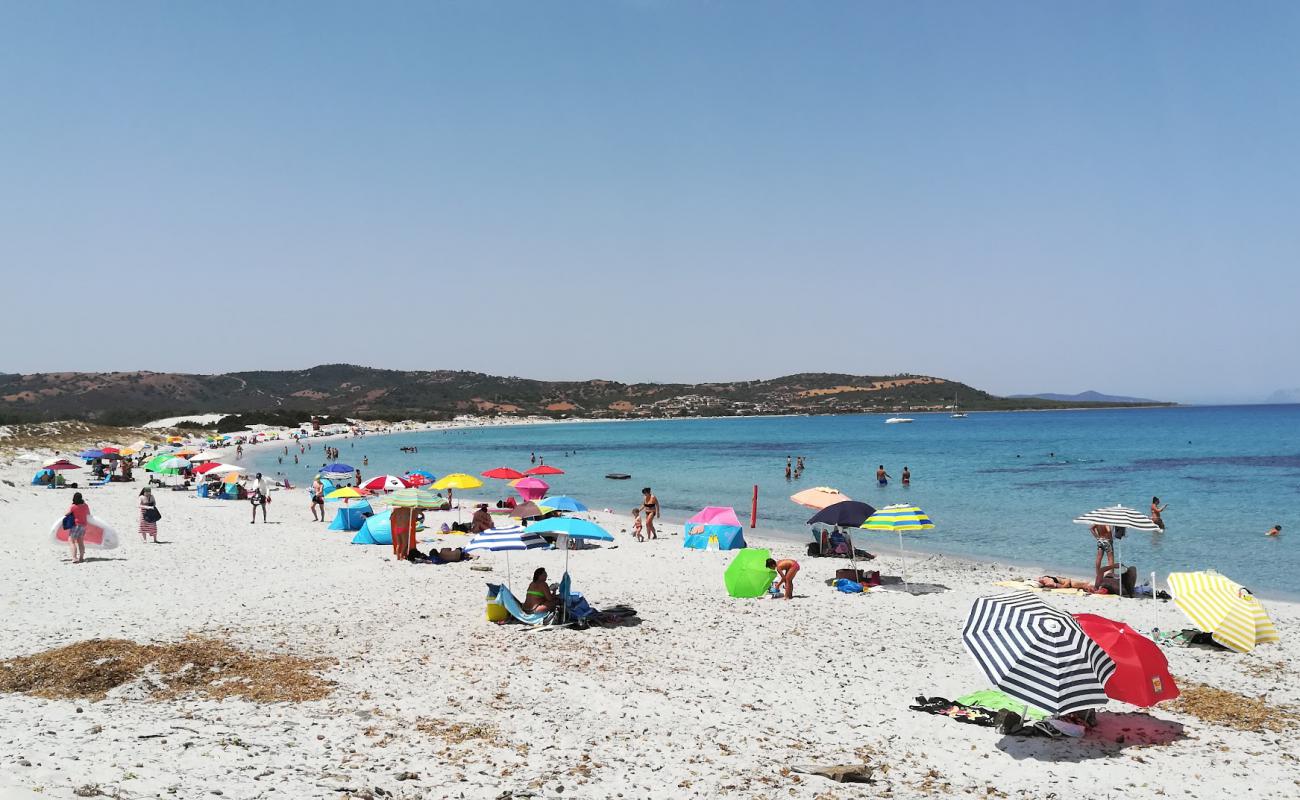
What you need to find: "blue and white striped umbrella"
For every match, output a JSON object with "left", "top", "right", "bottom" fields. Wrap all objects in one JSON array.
[
  {"left": 464, "top": 525, "right": 550, "bottom": 553},
  {"left": 464, "top": 525, "right": 550, "bottom": 590},
  {"left": 962, "top": 592, "right": 1116, "bottom": 716}
]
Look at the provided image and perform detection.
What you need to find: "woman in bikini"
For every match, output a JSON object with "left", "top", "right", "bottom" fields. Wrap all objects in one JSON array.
[
  {"left": 1150, "top": 497, "right": 1167, "bottom": 530},
  {"left": 523, "top": 568, "right": 558, "bottom": 613},
  {"left": 641, "top": 487, "right": 659, "bottom": 540},
  {"left": 766, "top": 558, "right": 800, "bottom": 600}
]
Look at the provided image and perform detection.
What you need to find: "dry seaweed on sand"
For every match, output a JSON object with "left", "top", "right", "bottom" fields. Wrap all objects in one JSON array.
[
  {"left": 1168, "top": 682, "right": 1299, "bottom": 733},
  {"left": 0, "top": 637, "right": 334, "bottom": 702}
]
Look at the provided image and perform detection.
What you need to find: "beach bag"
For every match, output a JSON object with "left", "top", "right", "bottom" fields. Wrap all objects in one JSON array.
[
  {"left": 61, "top": 513, "right": 76, "bottom": 530},
  {"left": 835, "top": 578, "right": 864, "bottom": 593},
  {"left": 143, "top": 506, "right": 161, "bottom": 523}
]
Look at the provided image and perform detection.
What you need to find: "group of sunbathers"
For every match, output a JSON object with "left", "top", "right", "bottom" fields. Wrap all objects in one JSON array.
[{"left": 1037, "top": 564, "right": 1137, "bottom": 595}]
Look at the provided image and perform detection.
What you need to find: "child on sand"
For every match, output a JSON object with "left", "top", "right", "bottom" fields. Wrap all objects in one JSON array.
[{"left": 631, "top": 507, "right": 644, "bottom": 542}]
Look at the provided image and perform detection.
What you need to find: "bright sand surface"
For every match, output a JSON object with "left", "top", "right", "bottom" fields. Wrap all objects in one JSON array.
[{"left": 1, "top": 440, "right": 1299, "bottom": 798}]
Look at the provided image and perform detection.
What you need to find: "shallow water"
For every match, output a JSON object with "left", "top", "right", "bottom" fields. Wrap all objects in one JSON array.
[{"left": 248, "top": 405, "right": 1300, "bottom": 592}]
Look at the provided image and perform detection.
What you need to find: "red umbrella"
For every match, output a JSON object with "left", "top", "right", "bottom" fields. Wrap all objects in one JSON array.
[
  {"left": 44, "top": 460, "right": 81, "bottom": 471},
  {"left": 525, "top": 465, "right": 564, "bottom": 476},
  {"left": 193, "top": 462, "right": 221, "bottom": 475},
  {"left": 482, "top": 467, "right": 525, "bottom": 480},
  {"left": 404, "top": 473, "right": 431, "bottom": 487},
  {"left": 1073, "top": 613, "right": 1179, "bottom": 707}
]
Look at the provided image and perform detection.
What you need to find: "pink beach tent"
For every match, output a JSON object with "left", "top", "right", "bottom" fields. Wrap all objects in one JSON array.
[{"left": 683, "top": 507, "right": 746, "bottom": 550}]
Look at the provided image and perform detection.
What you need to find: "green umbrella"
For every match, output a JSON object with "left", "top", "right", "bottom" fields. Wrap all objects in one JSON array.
[
  {"left": 143, "top": 454, "right": 174, "bottom": 473},
  {"left": 724, "top": 548, "right": 777, "bottom": 599},
  {"left": 386, "top": 488, "right": 442, "bottom": 508}
]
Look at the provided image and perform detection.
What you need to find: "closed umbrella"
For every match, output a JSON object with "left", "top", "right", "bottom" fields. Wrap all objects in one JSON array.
[
  {"left": 464, "top": 524, "right": 550, "bottom": 588},
  {"left": 963, "top": 592, "right": 1117, "bottom": 716},
  {"left": 1167, "top": 571, "right": 1279, "bottom": 653},
  {"left": 1072, "top": 613, "right": 1179, "bottom": 707}
]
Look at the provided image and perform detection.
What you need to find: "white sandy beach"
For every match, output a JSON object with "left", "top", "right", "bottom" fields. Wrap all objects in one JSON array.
[{"left": 1, "top": 441, "right": 1298, "bottom": 800}]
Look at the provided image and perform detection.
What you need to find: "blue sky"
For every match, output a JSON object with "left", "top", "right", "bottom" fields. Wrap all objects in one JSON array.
[{"left": 2, "top": 2, "right": 1297, "bottom": 404}]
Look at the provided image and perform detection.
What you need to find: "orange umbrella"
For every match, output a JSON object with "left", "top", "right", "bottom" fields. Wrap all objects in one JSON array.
[{"left": 790, "top": 487, "right": 852, "bottom": 510}]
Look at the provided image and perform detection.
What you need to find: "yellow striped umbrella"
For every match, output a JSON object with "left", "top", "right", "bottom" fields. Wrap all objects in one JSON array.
[
  {"left": 860, "top": 504, "right": 935, "bottom": 591},
  {"left": 1167, "top": 571, "right": 1278, "bottom": 653}
]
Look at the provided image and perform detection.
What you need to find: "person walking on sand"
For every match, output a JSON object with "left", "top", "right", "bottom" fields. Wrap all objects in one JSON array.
[
  {"left": 631, "top": 507, "right": 644, "bottom": 542},
  {"left": 138, "top": 487, "right": 159, "bottom": 543},
  {"left": 250, "top": 472, "right": 271, "bottom": 524},
  {"left": 641, "top": 487, "right": 660, "bottom": 540},
  {"left": 1150, "top": 496, "right": 1168, "bottom": 530},
  {"left": 65, "top": 492, "right": 90, "bottom": 563},
  {"left": 876, "top": 465, "right": 891, "bottom": 486},
  {"left": 766, "top": 558, "right": 800, "bottom": 600},
  {"left": 901, "top": 466, "right": 911, "bottom": 486},
  {"left": 310, "top": 476, "right": 325, "bottom": 522}
]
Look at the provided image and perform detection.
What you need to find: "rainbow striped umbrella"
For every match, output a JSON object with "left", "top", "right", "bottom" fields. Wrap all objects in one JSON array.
[
  {"left": 1167, "top": 571, "right": 1279, "bottom": 653},
  {"left": 860, "top": 504, "right": 935, "bottom": 590}
]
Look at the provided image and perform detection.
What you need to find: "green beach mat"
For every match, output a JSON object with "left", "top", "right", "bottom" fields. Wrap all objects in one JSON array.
[{"left": 956, "top": 689, "right": 1049, "bottom": 720}]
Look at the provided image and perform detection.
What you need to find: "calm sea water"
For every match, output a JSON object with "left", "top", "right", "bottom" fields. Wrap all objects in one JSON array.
[{"left": 248, "top": 406, "right": 1300, "bottom": 593}]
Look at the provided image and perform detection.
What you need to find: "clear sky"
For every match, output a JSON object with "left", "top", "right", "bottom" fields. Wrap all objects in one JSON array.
[{"left": 2, "top": 2, "right": 1297, "bottom": 404}]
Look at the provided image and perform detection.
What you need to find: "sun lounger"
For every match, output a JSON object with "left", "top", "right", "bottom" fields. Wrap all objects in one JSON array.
[{"left": 84, "top": 474, "right": 112, "bottom": 489}]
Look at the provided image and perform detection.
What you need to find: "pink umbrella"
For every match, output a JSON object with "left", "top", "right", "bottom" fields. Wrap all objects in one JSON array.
[{"left": 514, "top": 476, "right": 549, "bottom": 502}]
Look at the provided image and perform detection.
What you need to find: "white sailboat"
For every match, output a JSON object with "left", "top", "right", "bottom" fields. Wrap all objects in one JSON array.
[{"left": 951, "top": 393, "right": 967, "bottom": 418}]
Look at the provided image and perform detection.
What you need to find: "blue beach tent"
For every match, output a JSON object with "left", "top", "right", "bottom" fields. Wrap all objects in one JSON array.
[
  {"left": 328, "top": 500, "right": 374, "bottom": 532},
  {"left": 352, "top": 509, "right": 393, "bottom": 545},
  {"left": 683, "top": 507, "right": 746, "bottom": 551}
]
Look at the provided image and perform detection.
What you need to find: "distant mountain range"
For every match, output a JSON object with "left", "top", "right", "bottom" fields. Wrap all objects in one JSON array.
[
  {"left": 1011, "top": 390, "right": 1166, "bottom": 405},
  {"left": 0, "top": 365, "right": 1171, "bottom": 427}
]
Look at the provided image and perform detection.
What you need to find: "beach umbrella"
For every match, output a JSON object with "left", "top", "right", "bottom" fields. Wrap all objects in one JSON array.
[
  {"left": 1073, "top": 506, "right": 1161, "bottom": 597},
  {"left": 193, "top": 462, "right": 221, "bottom": 475},
  {"left": 525, "top": 464, "right": 565, "bottom": 476},
  {"left": 1072, "top": 614, "right": 1179, "bottom": 707},
  {"left": 790, "top": 487, "right": 852, "bottom": 510},
  {"left": 326, "top": 487, "right": 365, "bottom": 502},
  {"left": 508, "top": 501, "right": 546, "bottom": 520},
  {"left": 77, "top": 449, "right": 107, "bottom": 460},
  {"left": 432, "top": 473, "right": 483, "bottom": 490},
  {"left": 143, "top": 454, "right": 174, "bottom": 473},
  {"left": 205, "top": 463, "right": 243, "bottom": 476},
  {"left": 156, "top": 457, "right": 190, "bottom": 474},
  {"left": 43, "top": 459, "right": 81, "bottom": 471},
  {"left": 387, "top": 488, "right": 442, "bottom": 508},
  {"left": 320, "top": 463, "right": 355, "bottom": 475},
  {"left": 724, "top": 548, "right": 778, "bottom": 598},
  {"left": 536, "top": 495, "right": 588, "bottom": 513},
  {"left": 222, "top": 471, "right": 243, "bottom": 484},
  {"left": 360, "top": 475, "right": 411, "bottom": 493},
  {"left": 482, "top": 467, "right": 525, "bottom": 480},
  {"left": 962, "top": 592, "right": 1117, "bottom": 716},
  {"left": 807, "top": 500, "right": 876, "bottom": 528},
  {"left": 407, "top": 469, "right": 438, "bottom": 482},
  {"left": 523, "top": 517, "right": 613, "bottom": 623},
  {"left": 464, "top": 524, "right": 550, "bottom": 588},
  {"left": 860, "top": 504, "right": 934, "bottom": 591},
  {"left": 1166, "top": 571, "right": 1279, "bottom": 653},
  {"left": 513, "top": 476, "right": 549, "bottom": 501},
  {"left": 404, "top": 472, "right": 433, "bottom": 487},
  {"left": 188, "top": 450, "right": 225, "bottom": 463}
]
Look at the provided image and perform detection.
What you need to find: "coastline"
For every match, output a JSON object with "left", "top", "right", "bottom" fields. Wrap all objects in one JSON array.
[{"left": 1, "top": 458, "right": 1297, "bottom": 799}]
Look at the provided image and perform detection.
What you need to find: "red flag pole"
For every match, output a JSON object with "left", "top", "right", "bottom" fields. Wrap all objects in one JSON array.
[{"left": 750, "top": 485, "right": 758, "bottom": 528}]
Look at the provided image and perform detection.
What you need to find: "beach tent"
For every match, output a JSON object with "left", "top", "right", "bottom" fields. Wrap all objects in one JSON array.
[
  {"left": 352, "top": 509, "right": 393, "bottom": 545},
  {"left": 328, "top": 499, "right": 374, "bottom": 531},
  {"left": 724, "top": 548, "right": 777, "bottom": 598},
  {"left": 683, "top": 506, "right": 746, "bottom": 550}
]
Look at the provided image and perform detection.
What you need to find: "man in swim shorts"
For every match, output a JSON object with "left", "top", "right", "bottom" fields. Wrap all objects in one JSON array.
[{"left": 876, "top": 465, "right": 890, "bottom": 486}]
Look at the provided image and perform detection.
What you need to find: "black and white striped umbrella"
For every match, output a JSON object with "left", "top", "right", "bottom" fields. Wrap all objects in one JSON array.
[
  {"left": 464, "top": 525, "right": 549, "bottom": 589},
  {"left": 1072, "top": 505, "right": 1161, "bottom": 531},
  {"left": 962, "top": 592, "right": 1116, "bottom": 715}
]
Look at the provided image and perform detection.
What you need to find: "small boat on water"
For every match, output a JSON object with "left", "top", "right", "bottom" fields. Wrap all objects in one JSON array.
[
  {"left": 605, "top": 473, "right": 631, "bottom": 480},
  {"left": 951, "top": 392, "right": 967, "bottom": 418},
  {"left": 885, "top": 417, "right": 914, "bottom": 424}
]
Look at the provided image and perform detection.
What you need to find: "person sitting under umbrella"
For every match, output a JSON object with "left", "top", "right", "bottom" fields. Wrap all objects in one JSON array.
[
  {"left": 470, "top": 504, "right": 494, "bottom": 534},
  {"left": 523, "top": 567, "right": 558, "bottom": 613}
]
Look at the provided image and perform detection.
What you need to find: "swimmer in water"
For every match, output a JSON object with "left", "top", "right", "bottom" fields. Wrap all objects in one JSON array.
[
  {"left": 1267, "top": 525, "right": 1282, "bottom": 537},
  {"left": 1150, "top": 496, "right": 1167, "bottom": 530},
  {"left": 901, "top": 466, "right": 911, "bottom": 486}
]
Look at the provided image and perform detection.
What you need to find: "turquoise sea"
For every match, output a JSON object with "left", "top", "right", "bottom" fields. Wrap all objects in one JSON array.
[{"left": 248, "top": 405, "right": 1300, "bottom": 594}]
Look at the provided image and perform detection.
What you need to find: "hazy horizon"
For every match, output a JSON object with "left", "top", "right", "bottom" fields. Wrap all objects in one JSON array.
[{"left": 2, "top": 3, "right": 1297, "bottom": 406}]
